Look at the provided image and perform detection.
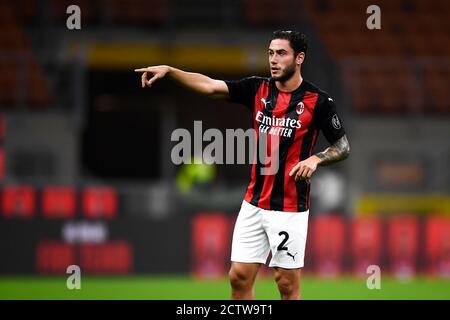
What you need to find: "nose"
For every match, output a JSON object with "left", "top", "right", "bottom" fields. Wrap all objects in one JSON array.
[{"left": 269, "top": 53, "right": 277, "bottom": 64}]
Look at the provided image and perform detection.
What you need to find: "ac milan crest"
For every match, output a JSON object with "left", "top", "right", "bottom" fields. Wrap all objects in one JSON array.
[{"left": 296, "top": 101, "right": 305, "bottom": 115}]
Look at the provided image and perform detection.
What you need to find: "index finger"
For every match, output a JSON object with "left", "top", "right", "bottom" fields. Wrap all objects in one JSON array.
[
  {"left": 134, "top": 68, "right": 148, "bottom": 72},
  {"left": 289, "top": 163, "right": 300, "bottom": 177}
]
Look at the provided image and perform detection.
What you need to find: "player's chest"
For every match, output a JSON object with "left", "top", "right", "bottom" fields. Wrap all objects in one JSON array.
[{"left": 254, "top": 93, "right": 317, "bottom": 129}]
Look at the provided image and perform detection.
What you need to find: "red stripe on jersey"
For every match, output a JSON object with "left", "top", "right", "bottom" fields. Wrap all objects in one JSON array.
[
  {"left": 283, "top": 91, "right": 318, "bottom": 212},
  {"left": 257, "top": 92, "right": 291, "bottom": 209},
  {"left": 244, "top": 81, "right": 270, "bottom": 203}
]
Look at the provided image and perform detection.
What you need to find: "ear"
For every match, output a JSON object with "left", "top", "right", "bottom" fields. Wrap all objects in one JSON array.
[{"left": 296, "top": 52, "right": 305, "bottom": 65}]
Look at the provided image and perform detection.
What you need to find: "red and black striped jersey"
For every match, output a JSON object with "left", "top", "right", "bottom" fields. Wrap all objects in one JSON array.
[{"left": 225, "top": 77, "right": 346, "bottom": 212}]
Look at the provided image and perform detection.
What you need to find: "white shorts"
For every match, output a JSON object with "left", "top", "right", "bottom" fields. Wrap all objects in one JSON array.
[{"left": 231, "top": 200, "right": 309, "bottom": 269}]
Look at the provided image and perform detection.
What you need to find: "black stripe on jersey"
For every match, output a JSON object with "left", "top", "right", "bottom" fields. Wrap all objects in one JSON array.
[
  {"left": 269, "top": 88, "right": 307, "bottom": 211},
  {"left": 296, "top": 98, "right": 320, "bottom": 212},
  {"left": 250, "top": 80, "right": 279, "bottom": 206}
]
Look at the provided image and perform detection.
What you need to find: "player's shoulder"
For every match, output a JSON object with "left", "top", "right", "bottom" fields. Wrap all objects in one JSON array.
[
  {"left": 249, "top": 76, "right": 270, "bottom": 80},
  {"left": 303, "top": 80, "right": 332, "bottom": 99},
  {"left": 246, "top": 76, "right": 271, "bottom": 92},
  {"left": 232, "top": 76, "right": 270, "bottom": 87},
  {"left": 247, "top": 76, "right": 270, "bottom": 84},
  {"left": 303, "top": 80, "right": 334, "bottom": 105}
]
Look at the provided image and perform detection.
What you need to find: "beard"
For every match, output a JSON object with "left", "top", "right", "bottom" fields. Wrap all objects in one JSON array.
[{"left": 271, "top": 61, "right": 296, "bottom": 82}]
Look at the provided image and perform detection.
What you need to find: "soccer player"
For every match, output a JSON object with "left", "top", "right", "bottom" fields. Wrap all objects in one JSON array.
[{"left": 135, "top": 30, "right": 350, "bottom": 300}]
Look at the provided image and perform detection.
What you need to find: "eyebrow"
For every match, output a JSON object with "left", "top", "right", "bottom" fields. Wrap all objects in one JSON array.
[{"left": 268, "top": 48, "right": 288, "bottom": 53}]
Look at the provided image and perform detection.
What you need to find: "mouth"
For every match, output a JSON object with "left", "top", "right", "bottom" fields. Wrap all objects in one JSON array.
[{"left": 271, "top": 67, "right": 280, "bottom": 73}]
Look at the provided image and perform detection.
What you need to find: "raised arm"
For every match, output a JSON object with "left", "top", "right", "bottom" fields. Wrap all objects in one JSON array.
[{"left": 134, "top": 65, "right": 229, "bottom": 99}]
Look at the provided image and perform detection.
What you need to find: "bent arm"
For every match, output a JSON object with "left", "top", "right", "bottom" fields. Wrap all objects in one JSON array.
[
  {"left": 289, "top": 134, "right": 350, "bottom": 181},
  {"left": 134, "top": 65, "right": 229, "bottom": 99},
  {"left": 315, "top": 134, "right": 350, "bottom": 166}
]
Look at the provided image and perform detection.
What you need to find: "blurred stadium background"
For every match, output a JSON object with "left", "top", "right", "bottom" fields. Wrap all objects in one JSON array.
[{"left": 0, "top": 0, "right": 449, "bottom": 299}]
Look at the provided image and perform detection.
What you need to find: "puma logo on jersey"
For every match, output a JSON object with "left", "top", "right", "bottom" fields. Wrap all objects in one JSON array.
[
  {"left": 261, "top": 98, "right": 271, "bottom": 108},
  {"left": 287, "top": 251, "right": 298, "bottom": 261}
]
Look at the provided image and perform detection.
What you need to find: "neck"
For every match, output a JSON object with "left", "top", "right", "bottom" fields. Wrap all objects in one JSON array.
[{"left": 275, "top": 73, "right": 303, "bottom": 92}]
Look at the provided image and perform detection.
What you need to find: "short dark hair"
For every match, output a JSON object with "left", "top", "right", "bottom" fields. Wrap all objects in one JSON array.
[{"left": 271, "top": 30, "right": 308, "bottom": 55}]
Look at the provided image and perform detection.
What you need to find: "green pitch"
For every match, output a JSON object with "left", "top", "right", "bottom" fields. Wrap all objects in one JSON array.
[{"left": 1, "top": 276, "right": 449, "bottom": 300}]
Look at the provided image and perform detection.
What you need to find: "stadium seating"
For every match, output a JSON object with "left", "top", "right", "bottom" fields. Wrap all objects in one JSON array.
[
  {"left": 48, "top": 0, "right": 167, "bottom": 26},
  {"left": 304, "top": 0, "right": 450, "bottom": 114},
  {"left": 244, "top": 0, "right": 304, "bottom": 26},
  {"left": 0, "top": 2, "right": 52, "bottom": 107}
]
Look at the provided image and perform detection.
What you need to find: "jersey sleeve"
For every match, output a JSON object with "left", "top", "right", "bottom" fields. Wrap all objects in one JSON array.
[
  {"left": 224, "top": 76, "right": 263, "bottom": 111},
  {"left": 316, "top": 95, "right": 346, "bottom": 144}
]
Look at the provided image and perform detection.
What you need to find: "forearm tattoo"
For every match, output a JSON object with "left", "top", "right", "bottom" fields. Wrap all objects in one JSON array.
[{"left": 316, "top": 135, "right": 350, "bottom": 166}]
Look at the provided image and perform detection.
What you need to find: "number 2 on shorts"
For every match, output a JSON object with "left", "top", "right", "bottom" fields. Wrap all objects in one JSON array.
[{"left": 277, "top": 231, "right": 289, "bottom": 251}]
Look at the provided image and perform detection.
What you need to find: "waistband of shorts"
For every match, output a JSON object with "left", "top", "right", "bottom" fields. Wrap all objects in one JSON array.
[{"left": 243, "top": 200, "right": 309, "bottom": 214}]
